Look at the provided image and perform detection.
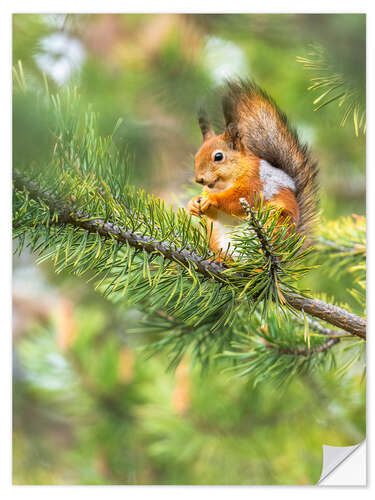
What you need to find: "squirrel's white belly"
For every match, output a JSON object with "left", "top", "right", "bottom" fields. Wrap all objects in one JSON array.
[{"left": 211, "top": 211, "right": 243, "bottom": 255}]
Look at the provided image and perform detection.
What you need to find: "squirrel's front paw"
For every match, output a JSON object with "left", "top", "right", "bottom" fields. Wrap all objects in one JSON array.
[
  {"left": 199, "top": 194, "right": 218, "bottom": 214},
  {"left": 187, "top": 195, "right": 202, "bottom": 217}
]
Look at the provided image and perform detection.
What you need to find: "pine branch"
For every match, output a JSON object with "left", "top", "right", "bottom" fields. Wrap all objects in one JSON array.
[
  {"left": 317, "top": 237, "right": 364, "bottom": 254},
  {"left": 284, "top": 294, "right": 365, "bottom": 339},
  {"left": 13, "top": 172, "right": 226, "bottom": 282},
  {"left": 269, "top": 337, "right": 341, "bottom": 356},
  {"left": 295, "top": 314, "right": 349, "bottom": 338},
  {"left": 14, "top": 173, "right": 366, "bottom": 339},
  {"left": 297, "top": 43, "right": 366, "bottom": 135},
  {"left": 239, "top": 197, "right": 280, "bottom": 278},
  {"left": 238, "top": 197, "right": 366, "bottom": 339}
]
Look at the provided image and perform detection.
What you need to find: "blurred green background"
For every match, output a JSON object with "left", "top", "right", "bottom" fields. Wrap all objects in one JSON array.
[{"left": 12, "top": 14, "right": 365, "bottom": 485}]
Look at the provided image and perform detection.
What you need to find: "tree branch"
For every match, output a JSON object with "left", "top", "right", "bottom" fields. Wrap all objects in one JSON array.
[
  {"left": 272, "top": 337, "right": 341, "bottom": 356},
  {"left": 317, "top": 237, "right": 365, "bottom": 254},
  {"left": 295, "top": 314, "right": 349, "bottom": 338},
  {"left": 285, "top": 294, "right": 366, "bottom": 340},
  {"left": 13, "top": 174, "right": 366, "bottom": 339}
]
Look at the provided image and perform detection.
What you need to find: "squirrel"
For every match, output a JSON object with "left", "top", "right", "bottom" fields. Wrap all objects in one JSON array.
[{"left": 187, "top": 79, "right": 319, "bottom": 258}]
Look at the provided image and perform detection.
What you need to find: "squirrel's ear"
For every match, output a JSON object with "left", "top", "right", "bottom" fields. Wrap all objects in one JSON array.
[
  {"left": 222, "top": 94, "right": 235, "bottom": 126},
  {"left": 198, "top": 106, "right": 215, "bottom": 142},
  {"left": 224, "top": 122, "right": 244, "bottom": 152},
  {"left": 222, "top": 94, "right": 243, "bottom": 150}
]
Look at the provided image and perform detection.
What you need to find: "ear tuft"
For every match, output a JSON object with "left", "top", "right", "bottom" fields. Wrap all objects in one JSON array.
[
  {"left": 224, "top": 122, "right": 243, "bottom": 151},
  {"left": 197, "top": 106, "right": 214, "bottom": 141},
  {"left": 222, "top": 94, "right": 235, "bottom": 127}
]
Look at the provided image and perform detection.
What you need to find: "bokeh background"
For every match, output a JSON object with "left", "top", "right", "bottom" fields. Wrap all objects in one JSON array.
[{"left": 13, "top": 14, "right": 365, "bottom": 485}]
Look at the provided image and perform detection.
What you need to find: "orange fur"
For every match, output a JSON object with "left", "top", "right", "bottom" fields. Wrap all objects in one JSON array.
[
  {"left": 269, "top": 188, "right": 299, "bottom": 228},
  {"left": 221, "top": 80, "right": 318, "bottom": 238},
  {"left": 188, "top": 128, "right": 300, "bottom": 259}
]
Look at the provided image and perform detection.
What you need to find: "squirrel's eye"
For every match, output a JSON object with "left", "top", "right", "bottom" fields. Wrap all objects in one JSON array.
[{"left": 214, "top": 152, "right": 224, "bottom": 162}]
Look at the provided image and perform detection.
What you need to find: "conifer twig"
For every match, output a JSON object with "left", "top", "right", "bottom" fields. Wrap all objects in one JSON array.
[
  {"left": 270, "top": 337, "right": 341, "bottom": 356},
  {"left": 238, "top": 197, "right": 366, "bottom": 340},
  {"left": 295, "top": 314, "right": 349, "bottom": 338},
  {"left": 13, "top": 173, "right": 366, "bottom": 339},
  {"left": 284, "top": 294, "right": 365, "bottom": 340}
]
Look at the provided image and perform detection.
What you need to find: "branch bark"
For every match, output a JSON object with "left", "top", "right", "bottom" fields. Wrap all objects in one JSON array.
[
  {"left": 285, "top": 294, "right": 366, "bottom": 339},
  {"left": 295, "top": 314, "right": 350, "bottom": 338},
  {"left": 13, "top": 174, "right": 366, "bottom": 340},
  {"left": 273, "top": 337, "right": 341, "bottom": 356}
]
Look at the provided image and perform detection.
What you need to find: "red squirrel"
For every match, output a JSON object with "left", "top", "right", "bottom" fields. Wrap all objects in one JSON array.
[{"left": 187, "top": 80, "right": 318, "bottom": 258}]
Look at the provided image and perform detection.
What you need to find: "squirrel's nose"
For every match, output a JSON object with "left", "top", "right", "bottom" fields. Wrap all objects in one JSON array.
[{"left": 195, "top": 177, "right": 205, "bottom": 185}]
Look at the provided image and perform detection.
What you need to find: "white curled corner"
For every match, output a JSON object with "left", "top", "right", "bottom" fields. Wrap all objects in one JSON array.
[{"left": 318, "top": 440, "right": 366, "bottom": 485}]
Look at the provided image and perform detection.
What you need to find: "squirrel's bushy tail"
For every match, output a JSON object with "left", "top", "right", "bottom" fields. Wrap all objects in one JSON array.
[{"left": 222, "top": 79, "right": 319, "bottom": 238}]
